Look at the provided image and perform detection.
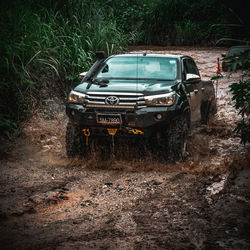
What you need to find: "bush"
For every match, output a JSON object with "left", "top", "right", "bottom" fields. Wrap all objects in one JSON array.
[
  {"left": 175, "top": 21, "right": 203, "bottom": 45},
  {"left": 211, "top": 51, "right": 250, "bottom": 144},
  {"left": 0, "top": 0, "right": 134, "bottom": 139},
  {"left": 230, "top": 77, "right": 250, "bottom": 144}
]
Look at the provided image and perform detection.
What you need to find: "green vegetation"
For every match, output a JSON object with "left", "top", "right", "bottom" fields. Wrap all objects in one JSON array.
[
  {"left": 0, "top": 0, "right": 134, "bottom": 138},
  {"left": 212, "top": 50, "right": 250, "bottom": 144},
  {"left": 0, "top": 0, "right": 249, "bottom": 138},
  {"left": 230, "top": 77, "right": 250, "bottom": 144}
]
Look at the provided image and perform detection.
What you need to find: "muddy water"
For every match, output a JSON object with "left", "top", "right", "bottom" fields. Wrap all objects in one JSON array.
[{"left": 0, "top": 47, "right": 249, "bottom": 249}]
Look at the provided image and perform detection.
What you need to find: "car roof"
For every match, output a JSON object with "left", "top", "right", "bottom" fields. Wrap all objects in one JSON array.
[{"left": 111, "top": 53, "right": 185, "bottom": 59}]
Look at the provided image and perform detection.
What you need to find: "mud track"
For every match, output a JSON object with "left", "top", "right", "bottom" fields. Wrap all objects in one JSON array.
[{"left": 0, "top": 47, "right": 249, "bottom": 249}]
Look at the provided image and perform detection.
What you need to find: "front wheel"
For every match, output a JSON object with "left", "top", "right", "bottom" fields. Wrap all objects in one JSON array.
[
  {"left": 201, "top": 100, "right": 217, "bottom": 125},
  {"left": 66, "top": 121, "right": 86, "bottom": 158},
  {"left": 165, "top": 116, "right": 189, "bottom": 161}
]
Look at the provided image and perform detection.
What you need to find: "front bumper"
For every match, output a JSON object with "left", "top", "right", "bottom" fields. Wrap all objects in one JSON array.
[{"left": 66, "top": 103, "right": 183, "bottom": 135}]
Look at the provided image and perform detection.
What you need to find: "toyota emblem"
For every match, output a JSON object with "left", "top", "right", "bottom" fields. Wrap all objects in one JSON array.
[{"left": 105, "top": 96, "right": 119, "bottom": 105}]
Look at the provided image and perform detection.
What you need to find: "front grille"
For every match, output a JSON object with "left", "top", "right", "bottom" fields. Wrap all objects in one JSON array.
[{"left": 85, "top": 92, "right": 146, "bottom": 109}]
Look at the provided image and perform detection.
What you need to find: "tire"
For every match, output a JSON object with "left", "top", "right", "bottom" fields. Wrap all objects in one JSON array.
[
  {"left": 201, "top": 101, "right": 211, "bottom": 125},
  {"left": 165, "top": 116, "right": 189, "bottom": 161},
  {"left": 201, "top": 100, "right": 216, "bottom": 125},
  {"left": 66, "top": 121, "right": 83, "bottom": 158}
]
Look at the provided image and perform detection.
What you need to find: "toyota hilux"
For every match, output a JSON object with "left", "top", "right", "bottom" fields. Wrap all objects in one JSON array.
[{"left": 66, "top": 52, "right": 216, "bottom": 160}]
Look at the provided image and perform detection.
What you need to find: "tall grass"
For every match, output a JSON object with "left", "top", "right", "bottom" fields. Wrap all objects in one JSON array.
[
  {"left": 0, "top": 0, "right": 135, "bottom": 138},
  {"left": 138, "top": 0, "right": 232, "bottom": 45}
]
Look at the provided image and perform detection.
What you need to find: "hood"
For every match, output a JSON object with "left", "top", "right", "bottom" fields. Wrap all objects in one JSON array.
[{"left": 74, "top": 79, "right": 176, "bottom": 96}]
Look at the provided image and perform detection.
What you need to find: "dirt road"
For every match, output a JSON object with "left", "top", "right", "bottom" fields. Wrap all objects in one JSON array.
[{"left": 0, "top": 47, "right": 249, "bottom": 249}]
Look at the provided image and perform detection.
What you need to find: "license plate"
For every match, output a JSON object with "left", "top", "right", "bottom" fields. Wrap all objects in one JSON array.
[{"left": 97, "top": 114, "right": 122, "bottom": 125}]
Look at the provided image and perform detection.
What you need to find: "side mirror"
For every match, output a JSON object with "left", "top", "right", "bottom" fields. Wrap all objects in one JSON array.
[
  {"left": 185, "top": 73, "right": 200, "bottom": 83},
  {"left": 96, "top": 51, "right": 106, "bottom": 60},
  {"left": 79, "top": 71, "right": 88, "bottom": 79}
]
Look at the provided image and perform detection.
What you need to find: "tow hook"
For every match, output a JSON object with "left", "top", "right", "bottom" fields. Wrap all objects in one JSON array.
[
  {"left": 128, "top": 128, "right": 144, "bottom": 135},
  {"left": 82, "top": 129, "right": 90, "bottom": 146}
]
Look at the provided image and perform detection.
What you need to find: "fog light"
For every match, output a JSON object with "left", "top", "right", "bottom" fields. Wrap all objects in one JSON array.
[{"left": 156, "top": 113, "right": 163, "bottom": 120}]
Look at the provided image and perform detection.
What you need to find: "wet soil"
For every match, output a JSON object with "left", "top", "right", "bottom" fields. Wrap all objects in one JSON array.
[{"left": 0, "top": 47, "right": 249, "bottom": 249}]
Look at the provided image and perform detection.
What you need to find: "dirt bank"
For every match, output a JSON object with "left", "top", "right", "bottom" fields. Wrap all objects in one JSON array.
[{"left": 0, "top": 47, "right": 249, "bottom": 249}]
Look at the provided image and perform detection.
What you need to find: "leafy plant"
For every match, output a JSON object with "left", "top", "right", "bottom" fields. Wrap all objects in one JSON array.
[
  {"left": 0, "top": 116, "right": 19, "bottom": 139},
  {"left": 0, "top": 0, "right": 133, "bottom": 139},
  {"left": 230, "top": 77, "right": 250, "bottom": 144},
  {"left": 211, "top": 50, "right": 250, "bottom": 144}
]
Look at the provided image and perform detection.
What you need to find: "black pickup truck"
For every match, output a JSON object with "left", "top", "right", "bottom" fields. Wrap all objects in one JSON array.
[{"left": 66, "top": 52, "right": 216, "bottom": 160}]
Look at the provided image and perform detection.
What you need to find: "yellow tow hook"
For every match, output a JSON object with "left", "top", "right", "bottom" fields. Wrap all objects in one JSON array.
[
  {"left": 129, "top": 128, "right": 144, "bottom": 135},
  {"left": 82, "top": 129, "right": 90, "bottom": 146},
  {"left": 133, "top": 129, "right": 144, "bottom": 135}
]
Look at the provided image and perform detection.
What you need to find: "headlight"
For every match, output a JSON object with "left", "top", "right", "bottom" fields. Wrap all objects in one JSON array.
[
  {"left": 68, "top": 90, "right": 86, "bottom": 104},
  {"left": 145, "top": 92, "right": 175, "bottom": 107}
]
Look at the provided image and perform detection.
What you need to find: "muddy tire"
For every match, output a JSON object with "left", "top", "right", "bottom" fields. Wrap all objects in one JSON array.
[
  {"left": 201, "top": 101, "right": 211, "bottom": 125},
  {"left": 66, "top": 121, "right": 83, "bottom": 157},
  {"left": 166, "top": 116, "right": 189, "bottom": 161},
  {"left": 201, "top": 100, "right": 216, "bottom": 125}
]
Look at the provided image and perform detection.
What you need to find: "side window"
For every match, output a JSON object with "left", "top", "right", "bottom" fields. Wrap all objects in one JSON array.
[{"left": 183, "top": 58, "right": 199, "bottom": 78}]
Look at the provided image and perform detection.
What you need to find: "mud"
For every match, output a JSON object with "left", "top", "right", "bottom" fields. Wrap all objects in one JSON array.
[{"left": 0, "top": 47, "right": 249, "bottom": 249}]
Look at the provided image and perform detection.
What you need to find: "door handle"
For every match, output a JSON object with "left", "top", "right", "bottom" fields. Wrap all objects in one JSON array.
[
  {"left": 201, "top": 87, "right": 205, "bottom": 91},
  {"left": 194, "top": 89, "right": 198, "bottom": 93}
]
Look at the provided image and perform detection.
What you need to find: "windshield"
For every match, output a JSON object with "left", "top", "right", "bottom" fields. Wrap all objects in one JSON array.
[{"left": 96, "top": 56, "right": 177, "bottom": 80}]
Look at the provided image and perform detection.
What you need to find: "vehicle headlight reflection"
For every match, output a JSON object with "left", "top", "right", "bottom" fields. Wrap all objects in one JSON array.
[
  {"left": 145, "top": 92, "right": 175, "bottom": 107},
  {"left": 68, "top": 90, "right": 86, "bottom": 104}
]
